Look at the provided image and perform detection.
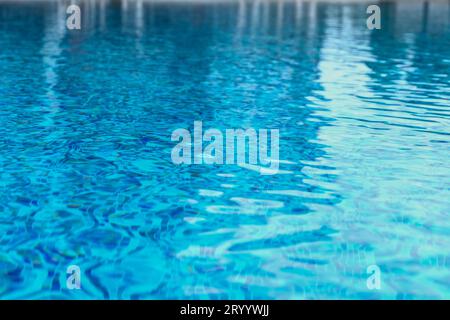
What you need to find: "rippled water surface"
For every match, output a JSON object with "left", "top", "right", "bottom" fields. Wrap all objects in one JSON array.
[{"left": 0, "top": 0, "right": 449, "bottom": 299}]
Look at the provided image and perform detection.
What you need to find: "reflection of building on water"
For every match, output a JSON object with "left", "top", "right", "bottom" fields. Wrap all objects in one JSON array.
[
  {"left": 1, "top": 1, "right": 448, "bottom": 36},
  {"left": 23, "top": 0, "right": 446, "bottom": 35},
  {"left": 2, "top": 0, "right": 447, "bottom": 125},
  {"left": 2, "top": 0, "right": 448, "bottom": 118}
]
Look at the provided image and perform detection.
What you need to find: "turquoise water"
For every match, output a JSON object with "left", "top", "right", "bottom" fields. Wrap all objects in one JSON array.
[{"left": 0, "top": 0, "right": 449, "bottom": 299}]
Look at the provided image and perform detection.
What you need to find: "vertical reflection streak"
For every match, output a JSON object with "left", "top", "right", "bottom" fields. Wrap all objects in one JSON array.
[
  {"left": 250, "top": 0, "right": 261, "bottom": 37},
  {"left": 235, "top": 0, "right": 246, "bottom": 43},
  {"left": 276, "top": 0, "right": 284, "bottom": 38},
  {"left": 41, "top": 1, "right": 66, "bottom": 116}
]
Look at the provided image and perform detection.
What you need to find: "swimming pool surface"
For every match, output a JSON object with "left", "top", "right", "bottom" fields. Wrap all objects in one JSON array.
[{"left": 0, "top": 0, "right": 449, "bottom": 299}]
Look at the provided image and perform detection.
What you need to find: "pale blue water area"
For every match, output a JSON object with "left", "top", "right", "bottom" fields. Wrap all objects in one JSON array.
[{"left": 0, "top": 0, "right": 449, "bottom": 299}]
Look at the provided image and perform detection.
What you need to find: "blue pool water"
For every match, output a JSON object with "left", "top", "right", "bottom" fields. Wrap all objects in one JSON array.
[{"left": 0, "top": 0, "right": 449, "bottom": 299}]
